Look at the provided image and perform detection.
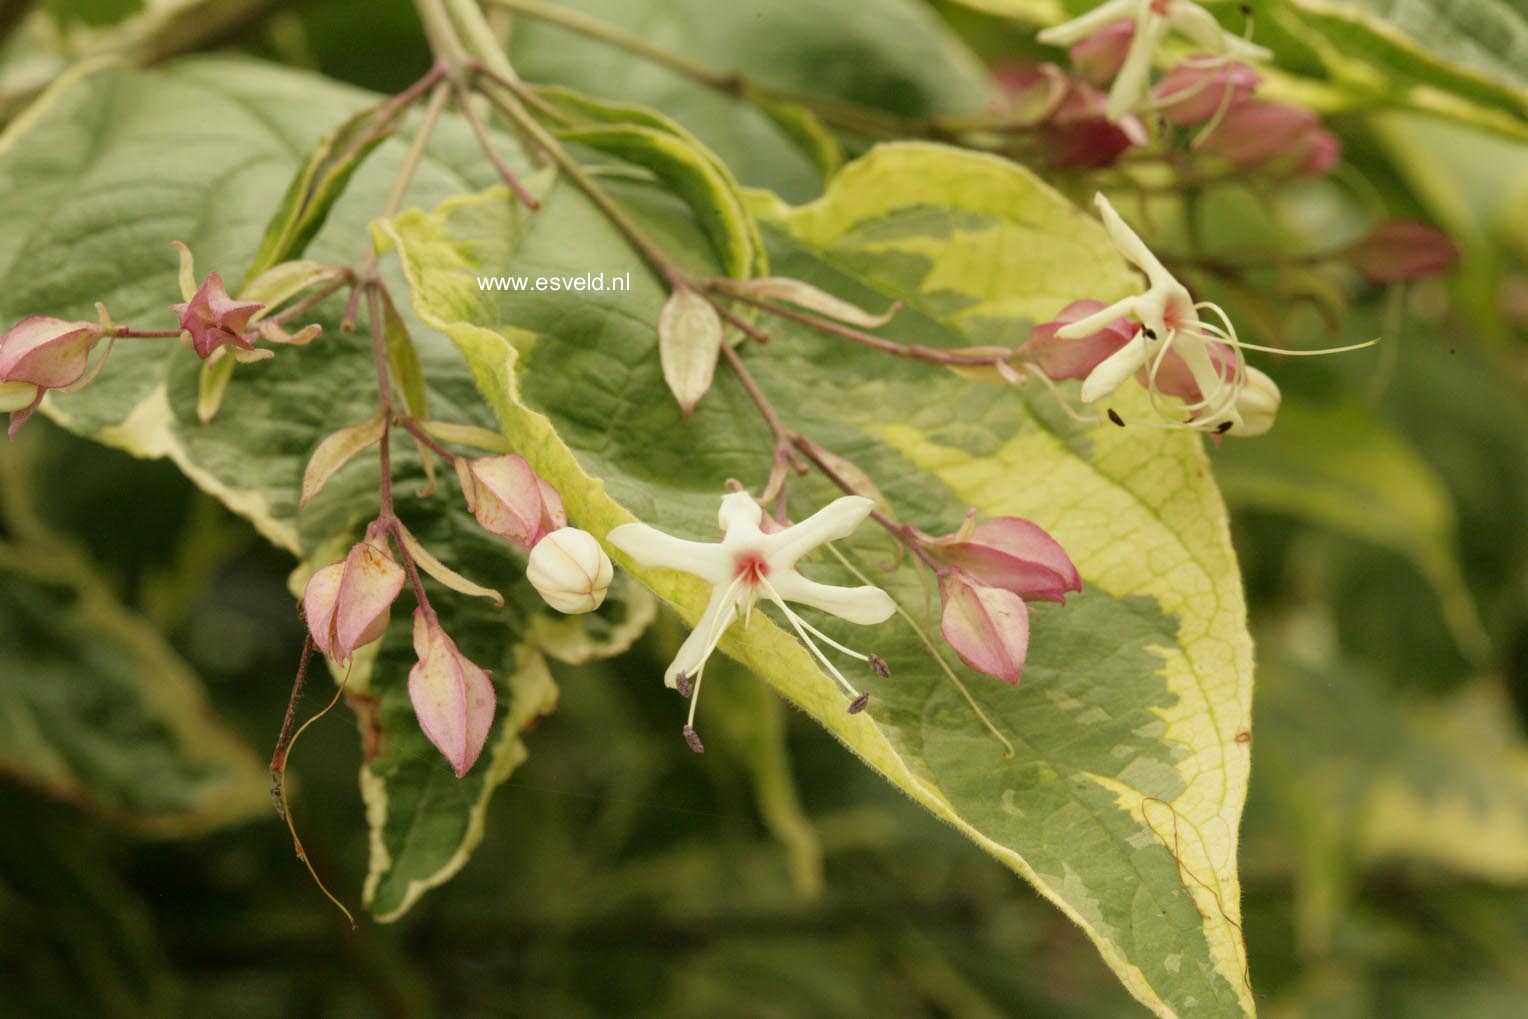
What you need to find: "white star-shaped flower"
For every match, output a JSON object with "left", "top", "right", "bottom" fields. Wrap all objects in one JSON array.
[
  {"left": 608, "top": 492, "right": 896, "bottom": 750},
  {"left": 1060, "top": 192, "right": 1274, "bottom": 434},
  {"left": 1038, "top": 0, "right": 1272, "bottom": 121}
]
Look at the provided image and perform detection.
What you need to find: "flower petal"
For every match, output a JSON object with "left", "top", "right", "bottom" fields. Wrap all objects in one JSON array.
[
  {"left": 665, "top": 583, "right": 738, "bottom": 688},
  {"left": 607, "top": 522, "right": 731, "bottom": 584},
  {"left": 1054, "top": 295, "right": 1139, "bottom": 340},
  {"left": 1093, "top": 192, "right": 1173, "bottom": 286},
  {"left": 1079, "top": 334, "right": 1149, "bottom": 403},
  {"left": 760, "top": 495, "right": 876, "bottom": 570},
  {"left": 1036, "top": 0, "right": 1136, "bottom": 47},
  {"left": 770, "top": 571, "right": 896, "bottom": 626}
]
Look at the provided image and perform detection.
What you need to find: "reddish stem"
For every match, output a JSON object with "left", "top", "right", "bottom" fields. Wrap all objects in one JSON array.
[
  {"left": 711, "top": 282, "right": 1017, "bottom": 369},
  {"left": 397, "top": 416, "right": 459, "bottom": 464}
]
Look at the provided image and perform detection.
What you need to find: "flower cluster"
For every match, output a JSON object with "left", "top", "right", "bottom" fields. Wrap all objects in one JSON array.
[
  {"left": 606, "top": 489, "right": 1084, "bottom": 750},
  {"left": 1038, "top": 0, "right": 1271, "bottom": 122},
  {"left": 0, "top": 243, "right": 332, "bottom": 439},
  {"left": 924, "top": 514, "right": 1082, "bottom": 685},
  {"left": 1007, "top": 3, "right": 1338, "bottom": 178},
  {"left": 301, "top": 443, "right": 612, "bottom": 776}
]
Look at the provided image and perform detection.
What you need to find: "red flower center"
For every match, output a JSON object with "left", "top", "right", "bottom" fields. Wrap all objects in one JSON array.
[{"left": 734, "top": 553, "right": 769, "bottom": 585}]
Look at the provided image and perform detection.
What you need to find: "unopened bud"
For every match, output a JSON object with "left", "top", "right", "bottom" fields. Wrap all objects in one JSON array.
[
  {"left": 991, "top": 62, "right": 1069, "bottom": 123},
  {"left": 1290, "top": 127, "right": 1341, "bottom": 177},
  {"left": 408, "top": 609, "right": 496, "bottom": 777},
  {"left": 1021, "top": 300, "right": 1138, "bottom": 381},
  {"left": 939, "top": 573, "right": 1031, "bottom": 686},
  {"left": 464, "top": 455, "right": 566, "bottom": 550},
  {"left": 302, "top": 533, "right": 406, "bottom": 662},
  {"left": 1152, "top": 61, "right": 1260, "bottom": 126},
  {"left": 1069, "top": 19, "right": 1135, "bottom": 86},
  {"left": 1344, "top": 221, "right": 1461, "bottom": 284},
  {"left": 1199, "top": 101, "right": 1320, "bottom": 168},
  {"left": 928, "top": 516, "right": 1081, "bottom": 603},
  {"left": 526, "top": 527, "right": 613, "bottom": 614},
  {"left": 1038, "top": 84, "right": 1146, "bottom": 168},
  {"left": 0, "top": 316, "right": 106, "bottom": 390}
]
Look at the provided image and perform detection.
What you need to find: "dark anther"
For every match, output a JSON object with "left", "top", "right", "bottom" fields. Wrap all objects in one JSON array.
[
  {"left": 1142, "top": 327, "right": 1157, "bottom": 340},
  {"left": 1107, "top": 408, "right": 1126, "bottom": 427},
  {"left": 1240, "top": 4, "right": 1252, "bottom": 14},
  {"left": 674, "top": 672, "right": 693, "bottom": 698},
  {"left": 1215, "top": 420, "right": 1233, "bottom": 435},
  {"left": 682, "top": 725, "right": 705, "bottom": 753},
  {"left": 848, "top": 692, "right": 871, "bottom": 714},
  {"left": 867, "top": 654, "right": 891, "bottom": 678}
]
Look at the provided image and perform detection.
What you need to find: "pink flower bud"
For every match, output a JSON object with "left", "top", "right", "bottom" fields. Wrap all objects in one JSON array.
[
  {"left": 463, "top": 455, "right": 566, "bottom": 550},
  {"left": 302, "top": 534, "right": 406, "bottom": 663},
  {"left": 1289, "top": 127, "right": 1341, "bottom": 177},
  {"left": 991, "top": 62, "right": 1069, "bottom": 123},
  {"left": 1035, "top": 84, "right": 1147, "bottom": 168},
  {"left": 1344, "top": 221, "right": 1460, "bottom": 283},
  {"left": 1152, "top": 61, "right": 1260, "bottom": 126},
  {"left": 527, "top": 527, "right": 613, "bottom": 614},
  {"left": 1022, "top": 299, "right": 1138, "bottom": 380},
  {"left": 929, "top": 517, "right": 1081, "bottom": 603},
  {"left": 408, "top": 609, "right": 495, "bottom": 778},
  {"left": 1069, "top": 19, "right": 1135, "bottom": 86},
  {"left": 1199, "top": 101, "right": 1320, "bottom": 167},
  {"left": 0, "top": 316, "right": 105, "bottom": 389},
  {"left": 939, "top": 574, "right": 1031, "bottom": 685},
  {"left": 173, "top": 272, "right": 263, "bottom": 360}
]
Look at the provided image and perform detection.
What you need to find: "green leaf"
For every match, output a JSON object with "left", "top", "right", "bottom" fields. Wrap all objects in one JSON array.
[
  {"left": 1212, "top": 396, "right": 1489, "bottom": 659},
  {"left": 380, "top": 287, "right": 429, "bottom": 420},
  {"left": 1278, "top": 0, "right": 1528, "bottom": 129},
  {"left": 382, "top": 142, "right": 1258, "bottom": 1017},
  {"left": 0, "top": 444, "right": 267, "bottom": 836},
  {"left": 360, "top": 633, "right": 559, "bottom": 922},
  {"left": 241, "top": 98, "right": 399, "bottom": 288},
  {"left": 537, "top": 85, "right": 765, "bottom": 278},
  {"left": 510, "top": 0, "right": 996, "bottom": 201},
  {"left": 1257, "top": 656, "right": 1528, "bottom": 883},
  {"left": 752, "top": 97, "right": 845, "bottom": 184}
]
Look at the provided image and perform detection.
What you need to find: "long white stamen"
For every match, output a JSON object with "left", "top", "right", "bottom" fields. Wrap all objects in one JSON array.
[
  {"left": 759, "top": 576, "right": 862, "bottom": 699},
  {"left": 783, "top": 603, "right": 874, "bottom": 662},
  {"left": 1211, "top": 337, "right": 1383, "bottom": 356},
  {"left": 682, "top": 580, "right": 743, "bottom": 738}
]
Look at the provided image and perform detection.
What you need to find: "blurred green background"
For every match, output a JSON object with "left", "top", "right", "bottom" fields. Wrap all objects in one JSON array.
[{"left": 3, "top": 0, "right": 1528, "bottom": 1016}]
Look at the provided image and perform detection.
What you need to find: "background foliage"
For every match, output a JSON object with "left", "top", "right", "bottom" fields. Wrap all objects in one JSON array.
[{"left": 1, "top": 0, "right": 1526, "bottom": 1016}]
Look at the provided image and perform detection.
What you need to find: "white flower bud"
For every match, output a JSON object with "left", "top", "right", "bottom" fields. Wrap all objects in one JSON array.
[
  {"left": 1227, "top": 365, "right": 1280, "bottom": 437},
  {"left": 527, "top": 527, "right": 613, "bottom": 614}
]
